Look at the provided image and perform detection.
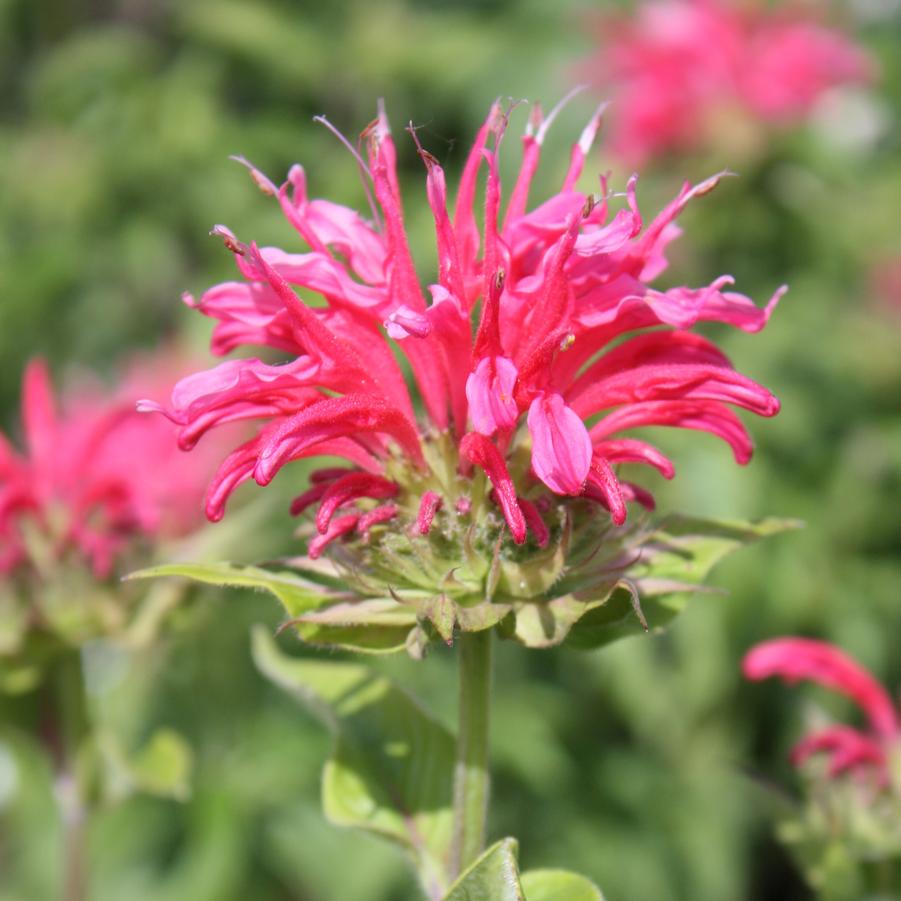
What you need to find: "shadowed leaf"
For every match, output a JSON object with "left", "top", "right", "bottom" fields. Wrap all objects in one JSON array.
[{"left": 252, "top": 626, "right": 455, "bottom": 898}]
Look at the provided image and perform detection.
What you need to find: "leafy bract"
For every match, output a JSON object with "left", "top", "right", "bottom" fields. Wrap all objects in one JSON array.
[{"left": 132, "top": 516, "right": 798, "bottom": 656}]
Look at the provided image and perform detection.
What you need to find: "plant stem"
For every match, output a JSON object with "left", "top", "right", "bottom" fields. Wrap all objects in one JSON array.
[
  {"left": 53, "top": 650, "right": 90, "bottom": 901},
  {"left": 450, "top": 628, "right": 492, "bottom": 878}
]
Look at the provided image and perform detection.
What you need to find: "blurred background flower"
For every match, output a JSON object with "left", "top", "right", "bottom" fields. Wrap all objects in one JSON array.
[
  {"left": 744, "top": 638, "right": 901, "bottom": 897},
  {"left": 0, "top": 0, "right": 899, "bottom": 899},
  {"left": 579, "top": 0, "right": 874, "bottom": 167}
]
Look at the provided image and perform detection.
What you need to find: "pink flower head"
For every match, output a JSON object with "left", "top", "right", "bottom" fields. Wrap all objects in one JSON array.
[
  {"left": 743, "top": 638, "right": 900, "bottom": 782},
  {"left": 150, "top": 101, "right": 780, "bottom": 559},
  {"left": 582, "top": 0, "right": 874, "bottom": 164},
  {"left": 1, "top": 353, "right": 220, "bottom": 579}
]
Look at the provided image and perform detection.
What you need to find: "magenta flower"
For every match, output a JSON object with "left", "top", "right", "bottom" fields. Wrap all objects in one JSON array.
[
  {"left": 147, "top": 103, "right": 781, "bottom": 560},
  {"left": 0, "top": 353, "right": 219, "bottom": 579},
  {"left": 582, "top": 0, "right": 873, "bottom": 164},
  {"left": 743, "top": 638, "right": 900, "bottom": 782}
]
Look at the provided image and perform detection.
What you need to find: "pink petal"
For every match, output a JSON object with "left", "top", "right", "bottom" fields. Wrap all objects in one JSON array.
[
  {"left": 254, "top": 394, "right": 423, "bottom": 487},
  {"left": 315, "top": 472, "right": 398, "bottom": 533},
  {"left": 518, "top": 496, "right": 550, "bottom": 547},
  {"left": 743, "top": 638, "right": 899, "bottom": 739},
  {"left": 415, "top": 491, "right": 443, "bottom": 535},
  {"left": 590, "top": 400, "right": 754, "bottom": 465},
  {"left": 22, "top": 360, "right": 58, "bottom": 465},
  {"left": 385, "top": 305, "right": 432, "bottom": 340},
  {"left": 289, "top": 482, "right": 329, "bottom": 517},
  {"left": 583, "top": 457, "right": 627, "bottom": 525},
  {"left": 459, "top": 433, "right": 526, "bottom": 544},
  {"left": 561, "top": 103, "right": 609, "bottom": 192},
  {"left": 593, "top": 438, "right": 675, "bottom": 478},
  {"left": 466, "top": 357, "right": 519, "bottom": 436},
  {"left": 790, "top": 725, "right": 887, "bottom": 779},
  {"left": 309, "top": 513, "right": 359, "bottom": 559},
  {"left": 570, "top": 362, "right": 780, "bottom": 421},
  {"left": 527, "top": 393, "right": 592, "bottom": 496},
  {"left": 358, "top": 503, "right": 399, "bottom": 534}
]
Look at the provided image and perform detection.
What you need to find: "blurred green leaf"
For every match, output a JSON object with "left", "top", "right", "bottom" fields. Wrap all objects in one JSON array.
[
  {"left": 98, "top": 727, "right": 193, "bottom": 803},
  {"left": 444, "top": 838, "right": 523, "bottom": 901},
  {"left": 520, "top": 868, "right": 605, "bottom": 900},
  {"left": 633, "top": 515, "right": 802, "bottom": 590},
  {"left": 251, "top": 625, "right": 455, "bottom": 898}
]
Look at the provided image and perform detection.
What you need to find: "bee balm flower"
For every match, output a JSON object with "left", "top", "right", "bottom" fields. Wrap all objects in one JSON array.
[
  {"left": 1, "top": 354, "right": 218, "bottom": 579},
  {"left": 147, "top": 102, "right": 781, "bottom": 567},
  {"left": 744, "top": 638, "right": 899, "bottom": 782}
]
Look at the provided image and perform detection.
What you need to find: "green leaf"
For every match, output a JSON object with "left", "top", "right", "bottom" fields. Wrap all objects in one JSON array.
[
  {"left": 98, "top": 727, "right": 193, "bottom": 802},
  {"left": 444, "top": 838, "right": 524, "bottom": 901},
  {"left": 251, "top": 626, "right": 455, "bottom": 898},
  {"left": 509, "top": 585, "right": 616, "bottom": 649},
  {"left": 520, "top": 869, "right": 605, "bottom": 900},
  {"left": 634, "top": 515, "right": 800, "bottom": 588},
  {"left": 289, "top": 598, "right": 418, "bottom": 654},
  {"left": 407, "top": 595, "right": 513, "bottom": 648},
  {"left": 414, "top": 595, "right": 457, "bottom": 644},
  {"left": 563, "top": 586, "right": 680, "bottom": 650},
  {"left": 126, "top": 561, "right": 330, "bottom": 618}
]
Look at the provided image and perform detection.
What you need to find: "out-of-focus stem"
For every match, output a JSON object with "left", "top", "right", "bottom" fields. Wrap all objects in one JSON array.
[
  {"left": 450, "top": 628, "right": 492, "bottom": 878},
  {"left": 53, "top": 651, "right": 90, "bottom": 901}
]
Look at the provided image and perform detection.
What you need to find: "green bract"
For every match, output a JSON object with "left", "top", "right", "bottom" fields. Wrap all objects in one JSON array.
[{"left": 131, "top": 515, "right": 797, "bottom": 658}]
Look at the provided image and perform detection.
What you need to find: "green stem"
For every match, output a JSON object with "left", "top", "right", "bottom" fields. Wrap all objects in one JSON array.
[
  {"left": 53, "top": 651, "right": 90, "bottom": 901},
  {"left": 451, "top": 629, "right": 493, "bottom": 878}
]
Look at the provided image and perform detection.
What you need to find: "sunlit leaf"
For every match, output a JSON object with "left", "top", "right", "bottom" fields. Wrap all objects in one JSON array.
[{"left": 520, "top": 868, "right": 605, "bottom": 900}]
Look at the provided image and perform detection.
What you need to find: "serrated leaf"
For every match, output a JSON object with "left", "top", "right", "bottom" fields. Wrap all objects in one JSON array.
[
  {"left": 289, "top": 598, "right": 418, "bottom": 654},
  {"left": 520, "top": 869, "right": 605, "bottom": 900},
  {"left": 251, "top": 626, "right": 454, "bottom": 898},
  {"left": 444, "top": 838, "right": 524, "bottom": 901},
  {"left": 127, "top": 561, "right": 330, "bottom": 618}
]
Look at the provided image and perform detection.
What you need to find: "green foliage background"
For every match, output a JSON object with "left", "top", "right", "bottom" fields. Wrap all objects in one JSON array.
[{"left": 1, "top": 0, "right": 900, "bottom": 898}]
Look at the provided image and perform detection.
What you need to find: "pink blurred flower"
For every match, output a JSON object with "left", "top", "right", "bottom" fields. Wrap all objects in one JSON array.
[
  {"left": 870, "top": 257, "right": 901, "bottom": 317},
  {"left": 743, "top": 638, "right": 899, "bottom": 782},
  {"left": 148, "top": 102, "right": 781, "bottom": 558},
  {"left": 582, "top": 0, "right": 873, "bottom": 165},
  {"left": 0, "top": 352, "right": 218, "bottom": 578}
]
